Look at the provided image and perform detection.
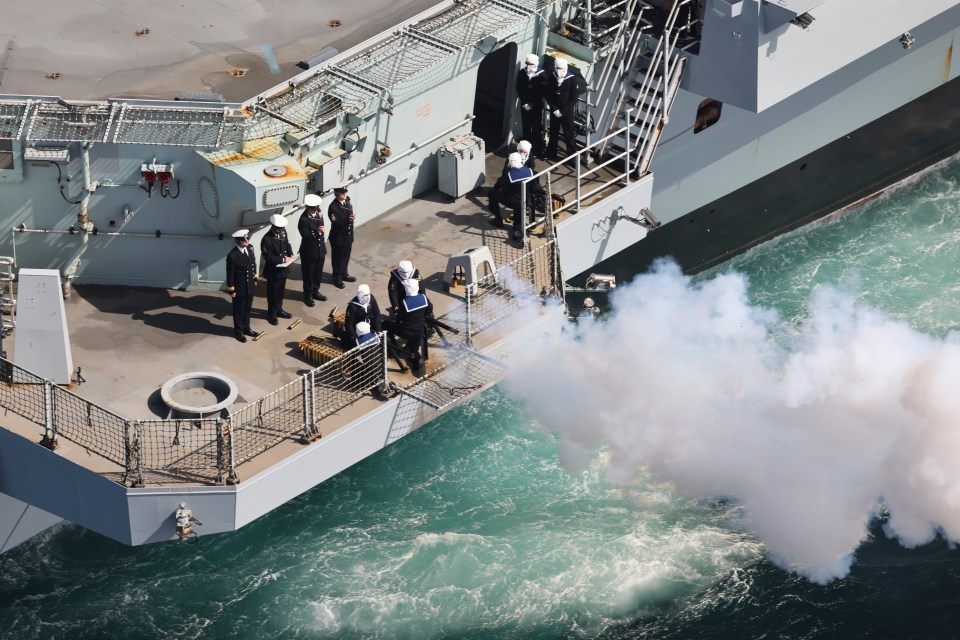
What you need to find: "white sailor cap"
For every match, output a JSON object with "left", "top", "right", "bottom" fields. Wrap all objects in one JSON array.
[
  {"left": 232, "top": 228, "right": 249, "bottom": 238},
  {"left": 357, "top": 283, "right": 371, "bottom": 296},
  {"left": 507, "top": 152, "right": 523, "bottom": 169},
  {"left": 269, "top": 213, "right": 288, "bottom": 228},
  {"left": 554, "top": 58, "right": 568, "bottom": 71},
  {"left": 304, "top": 194, "right": 322, "bottom": 207},
  {"left": 356, "top": 321, "right": 371, "bottom": 336},
  {"left": 525, "top": 54, "right": 538, "bottom": 66},
  {"left": 517, "top": 140, "right": 532, "bottom": 154},
  {"left": 398, "top": 260, "right": 414, "bottom": 278},
  {"left": 403, "top": 279, "right": 420, "bottom": 297}
]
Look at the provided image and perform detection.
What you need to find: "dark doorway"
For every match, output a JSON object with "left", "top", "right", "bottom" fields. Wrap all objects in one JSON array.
[{"left": 472, "top": 42, "right": 517, "bottom": 152}]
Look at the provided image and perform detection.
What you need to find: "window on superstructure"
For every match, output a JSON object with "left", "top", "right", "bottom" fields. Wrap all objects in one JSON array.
[
  {"left": 0, "top": 139, "right": 13, "bottom": 170},
  {"left": 694, "top": 99, "right": 721, "bottom": 134}
]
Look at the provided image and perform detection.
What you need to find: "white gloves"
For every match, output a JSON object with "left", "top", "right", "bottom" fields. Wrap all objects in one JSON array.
[
  {"left": 553, "top": 109, "right": 562, "bottom": 118},
  {"left": 522, "top": 103, "right": 531, "bottom": 111}
]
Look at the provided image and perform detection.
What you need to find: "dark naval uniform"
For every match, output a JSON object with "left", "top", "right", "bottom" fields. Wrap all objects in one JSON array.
[
  {"left": 516, "top": 67, "right": 546, "bottom": 155},
  {"left": 387, "top": 267, "right": 424, "bottom": 315},
  {"left": 328, "top": 194, "right": 355, "bottom": 286},
  {"left": 225, "top": 243, "right": 257, "bottom": 340},
  {"left": 490, "top": 165, "right": 539, "bottom": 238},
  {"left": 545, "top": 70, "right": 580, "bottom": 160},
  {"left": 297, "top": 208, "right": 327, "bottom": 304},
  {"left": 386, "top": 290, "right": 433, "bottom": 368},
  {"left": 260, "top": 229, "right": 294, "bottom": 322},
  {"left": 342, "top": 294, "right": 383, "bottom": 349}
]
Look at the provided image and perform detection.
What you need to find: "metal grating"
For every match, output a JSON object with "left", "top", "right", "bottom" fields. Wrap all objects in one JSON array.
[
  {"left": 0, "top": 101, "right": 29, "bottom": 139},
  {"left": 418, "top": 0, "right": 530, "bottom": 47},
  {"left": 113, "top": 105, "right": 229, "bottom": 147},
  {"left": 27, "top": 101, "right": 116, "bottom": 143},
  {"left": 0, "top": 0, "right": 560, "bottom": 147},
  {"left": 337, "top": 34, "right": 452, "bottom": 89},
  {"left": 400, "top": 350, "right": 507, "bottom": 410},
  {"left": 243, "top": 73, "right": 350, "bottom": 141}
]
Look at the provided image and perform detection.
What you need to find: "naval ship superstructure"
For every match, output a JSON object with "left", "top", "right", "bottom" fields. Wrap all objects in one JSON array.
[{"left": 2, "top": 0, "right": 959, "bottom": 551}]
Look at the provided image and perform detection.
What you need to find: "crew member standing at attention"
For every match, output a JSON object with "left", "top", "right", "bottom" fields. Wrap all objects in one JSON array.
[
  {"left": 387, "top": 259, "right": 423, "bottom": 317},
  {"left": 341, "top": 283, "right": 382, "bottom": 349},
  {"left": 328, "top": 187, "right": 356, "bottom": 289},
  {"left": 516, "top": 53, "right": 546, "bottom": 157},
  {"left": 225, "top": 229, "right": 259, "bottom": 343},
  {"left": 545, "top": 57, "right": 580, "bottom": 161},
  {"left": 260, "top": 214, "right": 295, "bottom": 325},
  {"left": 298, "top": 193, "right": 327, "bottom": 307}
]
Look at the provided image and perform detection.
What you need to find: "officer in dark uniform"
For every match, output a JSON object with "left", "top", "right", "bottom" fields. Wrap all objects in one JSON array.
[
  {"left": 260, "top": 213, "right": 294, "bottom": 325},
  {"left": 385, "top": 279, "right": 433, "bottom": 373},
  {"left": 298, "top": 193, "right": 327, "bottom": 307},
  {"left": 341, "top": 284, "right": 382, "bottom": 350},
  {"left": 225, "top": 228, "right": 259, "bottom": 343},
  {"left": 545, "top": 57, "right": 580, "bottom": 161},
  {"left": 517, "top": 54, "right": 546, "bottom": 156},
  {"left": 328, "top": 187, "right": 356, "bottom": 289},
  {"left": 387, "top": 259, "right": 423, "bottom": 317}
]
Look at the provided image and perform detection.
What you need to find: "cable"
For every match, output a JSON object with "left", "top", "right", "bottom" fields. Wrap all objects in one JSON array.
[{"left": 51, "top": 161, "right": 83, "bottom": 205}]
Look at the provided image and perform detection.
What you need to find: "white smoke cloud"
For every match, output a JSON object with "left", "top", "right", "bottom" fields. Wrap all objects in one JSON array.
[{"left": 503, "top": 259, "right": 960, "bottom": 583}]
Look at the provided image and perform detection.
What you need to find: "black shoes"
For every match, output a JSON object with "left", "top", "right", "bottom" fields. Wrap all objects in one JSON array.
[
  {"left": 235, "top": 334, "right": 247, "bottom": 343},
  {"left": 343, "top": 275, "right": 357, "bottom": 283},
  {"left": 333, "top": 281, "right": 345, "bottom": 289},
  {"left": 304, "top": 297, "right": 315, "bottom": 307},
  {"left": 277, "top": 310, "right": 293, "bottom": 319},
  {"left": 268, "top": 317, "right": 279, "bottom": 326},
  {"left": 489, "top": 216, "right": 504, "bottom": 228},
  {"left": 243, "top": 329, "right": 258, "bottom": 337},
  {"left": 313, "top": 293, "right": 327, "bottom": 302}
]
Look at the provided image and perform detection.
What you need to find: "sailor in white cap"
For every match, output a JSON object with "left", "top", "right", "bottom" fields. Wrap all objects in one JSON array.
[
  {"left": 387, "top": 259, "right": 423, "bottom": 316},
  {"left": 298, "top": 194, "right": 327, "bottom": 307},
  {"left": 260, "top": 213, "right": 295, "bottom": 325},
  {"left": 385, "top": 278, "right": 433, "bottom": 374},
  {"left": 328, "top": 187, "right": 356, "bottom": 288},
  {"left": 545, "top": 56, "right": 580, "bottom": 161},
  {"left": 517, "top": 53, "right": 545, "bottom": 156},
  {"left": 353, "top": 321, "right": 380, "bottom": 347},
  {"left": 489, "top": 153, "right": 537, "bottom": 238},
  {"left": 501, "top": 139, "right": 537, "bottom": 177},
  {"left": 225, "top": 228, "right": 259, "bottom": 342},
  {"left": 341, "top": 283, "right": 382, "bottom": 349}
]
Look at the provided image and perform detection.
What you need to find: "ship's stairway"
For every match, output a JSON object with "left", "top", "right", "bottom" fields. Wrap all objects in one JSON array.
[
  {"left": 599, "top": 0, "right": 694, "bottom": 177},
  {"left": 0, "top": 257, "right": 15, "bottom": 340}
]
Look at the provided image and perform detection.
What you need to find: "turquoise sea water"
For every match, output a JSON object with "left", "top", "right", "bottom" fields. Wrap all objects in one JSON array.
[{"left": 4, "top": 158, "right": 960, "bottom": 638}]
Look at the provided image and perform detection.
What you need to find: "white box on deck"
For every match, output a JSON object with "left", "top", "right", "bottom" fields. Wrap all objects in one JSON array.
[{"left": 437, "top": 134, "right": 485, "bottom": 199}]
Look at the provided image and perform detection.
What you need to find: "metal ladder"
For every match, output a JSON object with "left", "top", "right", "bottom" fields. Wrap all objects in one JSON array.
[
  {"left": 0, "top": 256, "right": 15, "bottom": 338},
  {"left": 600, "top": 0, "right": 696, "bottom": 176}
]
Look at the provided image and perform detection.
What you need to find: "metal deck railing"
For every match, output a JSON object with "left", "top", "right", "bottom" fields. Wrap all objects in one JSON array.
[
  {"left": 0, "top": 0, "right": 560, "bottom": 149},
  {"left": 0, "top": 241, "right": 563, "bottom": 486}
]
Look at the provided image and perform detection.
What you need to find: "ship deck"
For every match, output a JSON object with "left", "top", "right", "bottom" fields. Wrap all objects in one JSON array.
[
  {"left": 1, "top": 151, "right": 622, "bottom": 486},
  {"left": 0, "top": 0, "right": 444, "bottom": 101}
]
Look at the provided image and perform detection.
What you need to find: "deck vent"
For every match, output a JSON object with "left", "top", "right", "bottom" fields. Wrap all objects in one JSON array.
[
  {"left": 175, "top": 92, "right": 225, "bottom": 103},
  {"left": 23, "top": 147, "right": 70, "bottom": 163},
  {"left": 296, "top": 46, "right": 338, "bottom": 70}
]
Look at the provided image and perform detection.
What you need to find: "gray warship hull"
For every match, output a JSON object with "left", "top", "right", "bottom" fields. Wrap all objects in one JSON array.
[{"left": 2, "top": 0, "right": 959, "bottom": 550}]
